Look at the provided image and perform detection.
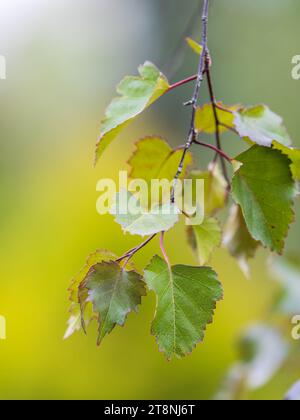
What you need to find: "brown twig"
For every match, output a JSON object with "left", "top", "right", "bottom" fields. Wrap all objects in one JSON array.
[
  {"left": 116, "top": 234, "right": 157, "bottom": 264},
  {"left": 115, "top": 0, "right": 212, "bottom": 265},
  {"left": 171, "top": 0, "right": 210, "bottom": 202},
  {"left": 205, "top": 55, "right": 231, "bottom": 186}
]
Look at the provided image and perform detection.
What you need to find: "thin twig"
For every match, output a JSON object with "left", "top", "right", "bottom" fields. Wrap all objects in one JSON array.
[
  {"left": 115, "top": 0, "right": 211, "bottom": 265},
  {"left": 173, "top": 144, "right": 186, "bottom": 152},
  {"left": 193, "top": 139, "right": 232, "bottom": 163},
  {"left": 205, "top": 55, "right": 231, "bottom": 186},
  {"left": 219, "top": 122, "right": 239, "bottom": 135},
  {"left": 116, "top": 234, "right": 157, "bottom": 264},
  {"left": 205, "top": 56, "right": 221, "bottom": 151},
  {"left": 172, "top": 0, "right": 210, "bottom": 203}
]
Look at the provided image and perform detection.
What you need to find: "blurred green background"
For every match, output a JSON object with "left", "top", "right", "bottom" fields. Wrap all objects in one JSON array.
[{"left": 0, "top": 0, "right": 299, "bottom": 400}]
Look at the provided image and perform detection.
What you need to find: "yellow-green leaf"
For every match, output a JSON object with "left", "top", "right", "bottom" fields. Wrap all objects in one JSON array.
[
  {"left": 195, "top": 103, "right": 238, "bottom": 134},
  {"left": 190, "top": 165, "right": 228, "bottom": 216},
  {"left": 64, "top": 304, "right": 90, "bottom": 340},
  {"left": 272, "top": 141, "right": 300, "bottom": 181},
  {"left": 68, "top": 250, "right": 117, "bottom": 303},
  {"left": 65, "top": 250, "right": 136, "bottom": 339},
  {"left": 128, "top": 136, "right": 193, "bottom": 184},
  {"left": 65, "top": 250, "right": 117, "bottom": 338},
  {"left": 95, "top": 62, "right": 170, "bottom": 164},
  {"left": 186, "top": 37, "right": 203, "bottom": 55},
  {"left": 187, "top": 218, "right": 222, "bottom": 266}
]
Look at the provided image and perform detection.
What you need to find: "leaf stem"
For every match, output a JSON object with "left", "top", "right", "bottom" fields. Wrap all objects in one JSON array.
[
  {"left": 160, "top": 232, "right": 172, "bottom": 272},
  {"left": 215, "top": 104, "right": 234, "bottom": 114},
  {"left": 193, "top": 139, "right": 232, "bottom": 163},
  {"left": 167, "top": 74, "right": 198, "bottom": 92}
]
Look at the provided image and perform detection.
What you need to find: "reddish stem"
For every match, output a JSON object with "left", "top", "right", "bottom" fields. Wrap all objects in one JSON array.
[
  {"left": 215, "top": 103, "right": 234, "bottom": 114},
  {"left": 193, "top": 139, "right": 232, "bottom": 163},
  {"left": 160, "top": 232, "right": 172, "bottom": 272},
  {"left": 167, "top": 74, "right": 198, "bottom": 93}
]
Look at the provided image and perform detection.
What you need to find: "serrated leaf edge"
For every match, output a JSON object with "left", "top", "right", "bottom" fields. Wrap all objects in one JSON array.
[
  {"left": 145, "top": 255, "right": 223, "bottom": 360},
  {"left": 80, "top": 260, "right": 147, "bottom": 346},
  {"left": 232, "top": 148, "right": 296, "bottom": 254}
]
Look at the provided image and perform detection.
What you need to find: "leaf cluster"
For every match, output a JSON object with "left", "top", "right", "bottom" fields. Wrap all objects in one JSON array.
[{"left": 66, "top": 38, "right": 300, "bottom": 360}]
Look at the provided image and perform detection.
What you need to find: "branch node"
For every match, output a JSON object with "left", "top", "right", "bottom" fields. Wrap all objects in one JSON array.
[{"left": 183, "top": 99, "right": 195, "bottom": 107}]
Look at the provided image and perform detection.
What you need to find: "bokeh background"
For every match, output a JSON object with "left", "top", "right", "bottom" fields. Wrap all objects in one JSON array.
[{"left": 0, "top": 0, "right": 299, "bottom": 400}]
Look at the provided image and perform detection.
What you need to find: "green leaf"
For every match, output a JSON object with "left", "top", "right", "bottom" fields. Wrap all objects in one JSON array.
[
  {"left": 190, "top": 165, "right": 228, "bottom": 216},
  {"left": 65, "top": 250, "right": 118, "bottom": 339},
  {"left": 224, "top": 205, "right": 260, "bottom": 277},
  {"left": 232, "top": 146, "right": 296, "bottom": 253},
  {"left": 187, "top": 218, "right": 221, "bottom": 266},
  {"left": 79, "top": 261, "right": 146, "bottom": 345},
  {"left": 144, "top": 256, "right": 223, "bottom": 359},
  {"left": 128, "top": 136, "right": 192, "bottom": 184},
  {"left": 186, "top": 37, "right": 203, "bottom": 55},
  {"left": 233, "top": 105, "right": 291, "bottom": 147},
  {"left": 95, "top": 62, "right": 170, "bottom": 164},
  {"left": 272, "top": 141, "right": 300, "bottom": 181},
  {"left": 111, "top": 190, "right": 179, "bottom": 236},
  {"left": 195, "top": 103, "right": 238, "bottom": 134},
  {"left": 68, "top": 250, "right": 117, "bottom": 302}
]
